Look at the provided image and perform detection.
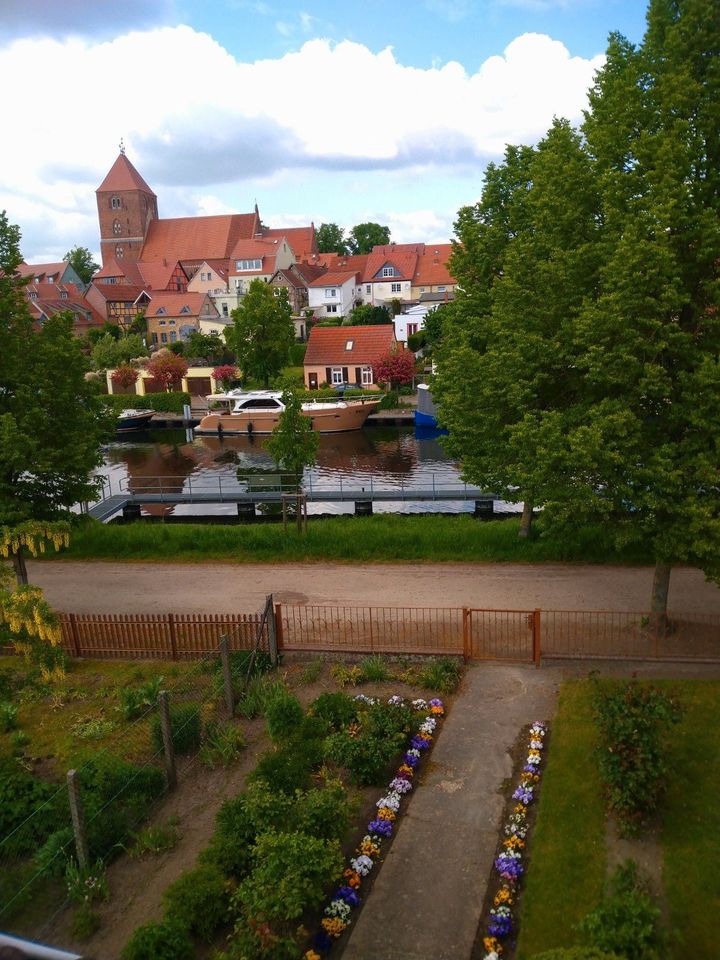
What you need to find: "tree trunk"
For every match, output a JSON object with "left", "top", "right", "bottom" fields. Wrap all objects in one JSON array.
[
  {"left": 650, "top": 562, "right": 672, "bottom": 632},
  {"left": 12, "top": 546, "right": 29, "bottom": 586},
  {"left": 518, "top": 501, "right": 533, "bottom": 538}
]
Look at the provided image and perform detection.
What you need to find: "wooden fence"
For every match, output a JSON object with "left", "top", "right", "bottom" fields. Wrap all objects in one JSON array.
[
  {"left": 47, "top": 605, "right": 720, "bottom": 663},
  {"left": 59, "top": 611, "right": 267, "bottom": 660}
]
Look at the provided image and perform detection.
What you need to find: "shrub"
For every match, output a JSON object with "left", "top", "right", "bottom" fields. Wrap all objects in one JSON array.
[
  {"left": 577, "top": 860, "right": 667, "bottom": 960},
  {"left": 0, "top": 761, "right": 64, "bottom": 858},
  {"left": 416, "top": 656, "right": 462, "bottom": 693},
  {"left": 10, "top": 729, "right": 30, "bottom": 754},
  {"left": 592, "top": 680, "right": 681, "bottom": 833},
  {"left": 200, "top": 720, "right": 246, "bottom": 768},
  {"left": 250, "top": 744, "right": 316, "bottom": 794},
  {"left": 358, "top": 655, "right": 394, "bottom": 683},
  {"left": 236, "top": 830, "right": 343, "bottom": 924},
  {"left": 129, "top": 822, "right": 179, "bottom": 857},
  {"left": 377, "top": 389, "right": 400, "bottom": 410},
  {"left": 121, "top": 919, "right": 195, "bottom": 960},
  {"left": 219, "top": 649, "right": 274, "bottom": 689},
  {"left": 0, "top": 701, "right": 18, "bottom": 732},
  {"left": 288, "top": 343, "right": 307, "bottom": 365},
  {"left": 117, "top": 676, "right": 163, "bottom": 721},
  {"left": 265, "top": 692, "right": 304, "bottom": 743},
  {"left": 163, "top": 863, "right": 231, "bottom": 942},
  {"left": 309, "top": 691, "right": 357, "bottom": 730},
  {"left": 237, "top": 676, "right": 287, "bottom": 719},
  {"left": 298, "top": 660, "right": 323, "bottom": 684},
  {"left": 150, "top": 703, "right": 201, "bottom": 755},
  {"left": 330, "top": 663, "right": 363, "bottom": 687},
  {"left": 103, "top": 392, "right": 191, "bottom": 414},
  {"left": 220, "top": 921, "right": 298, "bottom": 960},
  {"left": 292, "top": 780, "right": 352, "bottom": 844},
  {"left": 34, "top": 827, "right": 75, "bottom": 878},
  {"left": 325, "top": 727, "right": 399, "bottom": 785}
]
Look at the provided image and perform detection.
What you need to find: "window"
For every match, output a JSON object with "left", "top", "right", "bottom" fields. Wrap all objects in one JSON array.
[
  {"left": 160, "top": 332, "right": 167, "bottom": 343},
  {"left": 222, "top": 303, "right": 228, "bottom": 317},
  {"left": 235, "top": 258, "right": 262, "bottom": 271},
  {"left": 28, "top": 291, "right": 37, "bottom": 299},
  {"left": 382, "top": 266, "right": 394, "bottom": 277},
  {"left": 169, "top": 319, "right": 176, "bottom": 325},
  {"left": 156, "top": 307, "right": 166, "bottom": 315},
  {"left": 179, "top": 306, "right": 191, "bottom": 314},
  {"left": 331, "top": 368, "right": 343, "bottom": 385},
  {"left": 159, "top": 320, "right": 166, "bottom": 326},
  {"left": 169, "top": 331, "right": 177, "bottom": 342},
  {"left": 407, "top": 323, "right": 418, "bottom": 336},
  {"left": 115, "top": 244, "right": 124, "bottom": 259},
  {"left": 113, "top": 219, "right": 122, "bottom": 235},
  {"left": 326, "top": 304, "right": 338, "bottom": 314},
  {"left": 61, "top": 291, "right": 68, "bottom": 299},
  {"left": 361, "top": 367, "right": 373, "bottom": 385},
  {"left": 366, "top": 284, "right": 371, "bottom": 294},
  {"left": 437, "top": 285, "right": 446, "bottom": 292},
  {"left": 206, "top": 271, "right": 212, "bottom": 281},
  {"left": 151, "top": 333, "right": 158, "bottom": 344},
  {"left": 111, "top": 196, "right": 121, "bottom": 209},
  {"left": 325, "top": 288, "right": 336, "bottom": 298},
  {"left": 420, "top": 287, "right": 426, "bottom": 293},
  {"left": 391, "top": 282, "right": 401, "bottom": 293},
  {"left": 345, "top": 339, "right": 354, "bottom": 351}
]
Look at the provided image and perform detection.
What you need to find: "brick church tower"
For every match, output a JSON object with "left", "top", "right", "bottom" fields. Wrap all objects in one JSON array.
[{"left": 96, "top": 146, "right": 158, "bottom": 266}]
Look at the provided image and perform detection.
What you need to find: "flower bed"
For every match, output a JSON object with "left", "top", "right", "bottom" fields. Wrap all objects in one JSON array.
[
  {"left": 480, "top": 721, "right": 547, "bottom": 960},
  {"left": 305, "top": 695, "right": 445, "bottom": 959}
]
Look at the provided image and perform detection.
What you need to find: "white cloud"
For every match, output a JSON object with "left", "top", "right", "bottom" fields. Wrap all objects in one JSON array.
[{"left": 0, "top": 26, "right": 604, "bottom": 258}]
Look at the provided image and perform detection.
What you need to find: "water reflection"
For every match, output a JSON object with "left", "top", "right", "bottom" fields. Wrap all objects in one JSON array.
[{"left": 99, "top": 425, "right": 481, "bottom": 516}]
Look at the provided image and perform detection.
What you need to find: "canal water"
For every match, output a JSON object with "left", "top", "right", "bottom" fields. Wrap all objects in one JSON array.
[{"left": 98, "top": 424, "right": 520, "bottom": 518}]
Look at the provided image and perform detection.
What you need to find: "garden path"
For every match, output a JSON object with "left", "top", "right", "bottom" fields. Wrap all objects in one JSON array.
[{"left": 341, "top": 662, "right": 558, "bottom": 960}]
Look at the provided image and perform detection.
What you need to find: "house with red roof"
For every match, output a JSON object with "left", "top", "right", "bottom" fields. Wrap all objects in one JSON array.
[
  {"left": 307, "top": 270, "right": 361, "bottom": 319},
  {"left": 85, "top": 281, "right": 150, "bottom": 327},
  {"left": 303, "top": 325, "right": 396, "bottom": 390},
  {"left": 269, "top": 262, "right": 328, "bottom": 338},
  {"left": 25, "top": 282, "right": 104, "bottom": 336},
  {"left": 145, "top": 291, "right": 219, "bottom": 346},
  {"left": 19, "top": 260, "right": 85, "bottom": 289},
  {"left": 361, "top": 245, "right": 419, "bottom": 308},
  {"left": 411, "top": 244, "right": 456, "bottom": 301},
  {"left": 228, "top": 237, "right": 295, "bottom": 294}
]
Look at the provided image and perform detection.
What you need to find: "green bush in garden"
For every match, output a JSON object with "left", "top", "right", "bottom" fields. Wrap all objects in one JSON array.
[
  {"left": 265, "top": 692, "right": 304, "bottom": 743},
  {"left": 592, "top": 680, "right": 681, "bottom": 834},
  {"left": 309, "top": 691, "right": 357, "bottom": 730},
  {"left": 163, "top": 863, "right": 231, "bottom": 942},
  {"left": 249, "top": 743, "right": 317, "bottom": 794},
  {"left": 150, "top": 703, "right": 201, "bottom": 755},
  {"left": 121, "top": 919, "right": 195, "bottom": 960},
  {"left": 0, "top": 761, "right": 65, "bottom": 859}
]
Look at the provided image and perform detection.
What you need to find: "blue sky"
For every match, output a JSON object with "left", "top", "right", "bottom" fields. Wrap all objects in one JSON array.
[{"left": 1, "top": 0, "right": 649, "bottom": 263}]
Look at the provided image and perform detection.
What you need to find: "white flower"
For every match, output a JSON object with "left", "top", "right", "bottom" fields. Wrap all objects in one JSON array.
[
  {"left": 530, "top": 739, "right": 544, "bottom": 750},
  {"left": 376, "top": 793, "right": 401, "bottom": 811},
  {"left": 350, "top": 854, "right": 374, "bottom": 876},
  {"left": 388, "top": 695, "right": 405, "bottom": 706},
  {"left": 325, "top": 899, "right": 351, "bottom": 921},
  {"left": 407, "top": 748, "right": 421, "bottom": 759},
  {"left": 412, "top": 698, "right": 428, "bottom": 710}
]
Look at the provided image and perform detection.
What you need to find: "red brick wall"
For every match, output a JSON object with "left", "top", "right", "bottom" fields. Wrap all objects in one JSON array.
[{"left": 97, "top": 189, "right": 158, "bottom": 265}]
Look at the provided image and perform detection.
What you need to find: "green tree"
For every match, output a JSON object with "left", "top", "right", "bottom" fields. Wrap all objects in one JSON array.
[
  {"left": 348, "top": 304, "right": 392, "bottom": 325},
  {"left": 1, "top": 212, "right": 111, "bottom": 584},
  {"left": 183, "top": 331, "right": 235, "bottom": 365},
  {"left": 347, "top": 222, "right": 391, "bottom": 255},
  {"left": 91, "top": 333, "right": 147, "bottom": 370},
  {"left": 64, "top": 246, "right": 99, "bottom": 286},
  {"left": 316, "top": 223, "right": 348, "bottom": 255},
  {"left": 227, "top": 280, "right": 294, "bottom": 388},
  {"left": 265, "top": 390, "right": 319, "bottom": 494}
]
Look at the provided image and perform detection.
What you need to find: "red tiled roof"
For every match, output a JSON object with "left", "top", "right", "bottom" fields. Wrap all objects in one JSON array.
[
  {"left": 365, "top": 250, "right": 418, "bottom": 282},
  {"left": 304, "top": 325, "right": 396, "bottom": 366},
  {"left": 229, "top": 237, "right": 283, "bottom": 260},
  {"left": 145, "top": 291, "right": 211, "bottom": 318},
  {"left": 94, "top": 258, "right": 144, "bottom": 285},
  {"left": 292, "top": 262, "right": 327, "bottom": 284},
  {"left": 263, "top": 225, "right": 317, "bottom": 260},
  {"left": 96, "top": 153, "right": 156, "bottom": 195},
  {"left": 308, "top": 270, "right": 358, "bottom": 288},
  {"left": 373, "top": 243, "right": 426, "bottom": 256},
  {"left": 25, "top": 282, "right": 82, "bottom": 298},
  {"left": 413, "top": 245, "right": 455, "bottom": 286},
  {"left": 137, "top": 260, "right": 186, "bottom": 290},
  {"left": 27, "top": 292, "right": 104, "bottom": 329},
  {"left": 141, "top": 213, "right": 258, "bottom": 263},
  {"left": 87, "top": 283, "right": 146, "bottom": 302},
  {"left": 18, "top": 261, "right": 68, "bottom": 281}
]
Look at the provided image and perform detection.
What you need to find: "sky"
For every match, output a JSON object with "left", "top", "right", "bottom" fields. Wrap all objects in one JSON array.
[{"left": 1, "top": 0, "right": 649, "bottom": 264}]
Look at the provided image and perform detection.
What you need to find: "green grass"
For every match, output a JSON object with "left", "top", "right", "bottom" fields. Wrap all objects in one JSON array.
[
  {"left": 517, "top": 679, "right": 720, "bottom": 960},
  {"left": 517, "top": 680, "right": 607, "bottom": 958},
  {"left": 55, "top": 515, "right": 652, "bottom": 565},
  {"left": 661, "top": 681, "right": 720, "bottom": 959}
]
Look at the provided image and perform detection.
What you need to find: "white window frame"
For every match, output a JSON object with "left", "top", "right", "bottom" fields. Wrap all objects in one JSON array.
[
  {"left": 391, "top": 282, "right": 401, "bottom": 293},
  {"left": 325, "top": 288, "right": 337, "bottom": 298},
  {"left": 366, "top": 284, "right": 371, "bottom": 294},
  {"left": 326, "top": 304, "right": 338, "bottom": 314},
  {"left": 361, "top": 367, "right": 373, "bottom": 385},
  {"left": 345, "top": 340, "right": 354, "bottom": 351},
  {"left": 111, "top": 196, "right": 121, "bottom": 209},
  {"left": 235, "top": 258, "right": 262, "bottom": 271},
  {"left": 331, "top": 368, "right": 344, "bottom": 385},
  {"left": 382, "top": 266, "right": 394, "bottom": 278}
]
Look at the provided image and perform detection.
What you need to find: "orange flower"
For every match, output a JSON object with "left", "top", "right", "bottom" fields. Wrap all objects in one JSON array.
[
  {"left": 503, "top": 836, "right": 525, "bottom": 850},
  {"left": 305, "top": 952, "right": 322, "bottom": 960},
  {"left": 398, "top": 764, "right": 414, "bottom": 777},
  {"left": 358, "top": 839, "right": 380, "bottom": 858},
  {"left": 321, "top": 917, "right": 347, "bottom": 938},
  {"left": 377, "top": 807, "right": 396, "bottom": 821},
  {"left": 343, "top": 869, "right": 362, "bottom": 888}
]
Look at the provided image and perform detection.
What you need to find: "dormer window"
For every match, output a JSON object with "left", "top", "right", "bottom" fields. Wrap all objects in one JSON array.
[
  {"left": 345, "top": 339, "right": 354, "bottom": 351},
  {"left": 29, "top": 291, "right": 37, "bottom": 299},
  {"left": 382, "top": 266, "right": 394, "bottom": 277},
  {"left": 236, "top": 259, "right": 262, "bottom": 271},
  {"left": 111, "top": 196, "right": 121, "bottom": 209},
  {"left": 61, "top": 291, "right": 68, "bottom": 299},
  {"left": 180, "top": 305, "right": 191, "bottom": 314},
  {"left": 156, "top": 307, "right": 166, "bottom": 315}
]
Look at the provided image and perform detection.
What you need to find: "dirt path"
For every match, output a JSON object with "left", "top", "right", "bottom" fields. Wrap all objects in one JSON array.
[{"left": 28, "top": 560, "right": 720, "bottom": 614}]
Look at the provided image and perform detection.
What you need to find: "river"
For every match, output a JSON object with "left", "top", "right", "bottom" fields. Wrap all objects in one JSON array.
[{"left": 97, "top": 424, "right": 520, "bottom": 518}]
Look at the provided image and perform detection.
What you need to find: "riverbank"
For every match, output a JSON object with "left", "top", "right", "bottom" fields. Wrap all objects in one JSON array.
[{"left": 53, "top": 515, "right": 652, "bottom": 565}]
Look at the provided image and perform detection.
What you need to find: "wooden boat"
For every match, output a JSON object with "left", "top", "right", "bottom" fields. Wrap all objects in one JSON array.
[
  {"left": 196, "top": 389, "right": 380, "bottom": 435},
  {"left": 117, "top": 409, "right": 155, "bottom": 433}
]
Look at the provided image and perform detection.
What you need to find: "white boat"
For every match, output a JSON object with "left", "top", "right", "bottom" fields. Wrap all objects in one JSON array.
[
  {"left": 196, "top": 389, "right": 380, "bottom": 435},
  {"left": 117, "top": 409, "right": 155, "bottom": 433}
]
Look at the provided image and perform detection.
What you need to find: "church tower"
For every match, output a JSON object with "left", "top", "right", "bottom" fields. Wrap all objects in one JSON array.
[{"left": 96, "top": 146, "right": 158, "bottom": 266}]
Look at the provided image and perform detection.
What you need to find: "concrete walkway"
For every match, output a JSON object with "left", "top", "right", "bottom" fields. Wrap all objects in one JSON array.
[{"left": 342, "top": 663, "right": 559, "bottom": 960}]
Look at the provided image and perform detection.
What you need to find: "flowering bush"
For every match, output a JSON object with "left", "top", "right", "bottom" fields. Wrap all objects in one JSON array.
[
  {"left": 480, "top": 721, "right": 547, "bottom": 959},
  {"left": 306, "top": 696, "right": 444, "bottom": 958}
]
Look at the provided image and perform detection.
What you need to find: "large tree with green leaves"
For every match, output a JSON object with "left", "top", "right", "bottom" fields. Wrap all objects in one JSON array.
[
  {"left": 347, "top": 222, "right": 391, "bottom": 255},
  {"left": 1, "top": 213, "right": 111, "bottom": 584},
  {"left": 64, "top": 245, "right": 99, "bottom": 285},
  {"left": 264, "top": 390, "right": 319, "bottom": 493},
  {"left": 227, "top": 279, "right": 294, "bottom": 388},
  {"left": 316, "top": 223, "right": 349, "bottom": 255}
]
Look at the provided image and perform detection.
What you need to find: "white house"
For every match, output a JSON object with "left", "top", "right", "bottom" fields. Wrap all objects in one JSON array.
[{"left": 307, "top": 270, "right": 361, "bottom": 319}]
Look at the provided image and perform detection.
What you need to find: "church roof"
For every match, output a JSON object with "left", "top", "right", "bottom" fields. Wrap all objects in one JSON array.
[
  {"left": 141, "top": 213, "right": 258, "bottom": 263},
  {"left": 96, "top": 153, "right": 156, "bottom": 195}
]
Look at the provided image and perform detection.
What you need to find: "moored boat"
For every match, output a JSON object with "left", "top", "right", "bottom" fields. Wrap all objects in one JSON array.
[
  {"left": 117, "top": 409, "right": 155, "bottom": 433},
  {"left": 196, "top": 389, "right": 380, "bottom": 435}
]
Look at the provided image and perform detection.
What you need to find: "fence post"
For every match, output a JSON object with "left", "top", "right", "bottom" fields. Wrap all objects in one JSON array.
[
  {"left": 68, "top": 613, "right": 81, "bottom": 657},
  {"left": 462, "top": 608, "right": 470, "bottom": 661},
  {"left": 67, "top": 769, "right": 89, "bottom": 871},
  {"left": 167, "top": 612, "right": 178, "bottom": 661},
  {"left": 219, "top": 635, "right": 235, "bottom": 717},
  {"left": 532, "top": 609, "right": 542, "bottom": 668},
  {"left": 158, "top": 691, "right": 177, "bottom": 789},
  {"left": 274, "top": 603, "right": 284, "bottom": 655}
]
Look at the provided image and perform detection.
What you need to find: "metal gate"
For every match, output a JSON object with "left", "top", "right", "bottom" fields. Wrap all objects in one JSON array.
[{"left": 465, "top": 608, "right": 538, "bottom": 663}]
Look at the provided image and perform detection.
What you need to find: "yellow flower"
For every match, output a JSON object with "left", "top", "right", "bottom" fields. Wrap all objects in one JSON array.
[
  {"left": 377, "top": 807, "right": 396, "bottom": 821},
  {"left": 305, "top": 952, "right": 322, "bottom": 960},
  {"left": 321, "top": 917, "right": 347, "bottom": 938}
]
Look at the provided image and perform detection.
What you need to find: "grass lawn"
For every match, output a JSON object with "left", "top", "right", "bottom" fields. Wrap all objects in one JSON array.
[
  {"left": 517, "top": 678, "right": 720, "bottom": 960},
  {"left": 516, "top": 679, "right": 607, "bottom": 958},
  {"left": 53, "top": 514, "right": 652, "bottom": 565}
]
